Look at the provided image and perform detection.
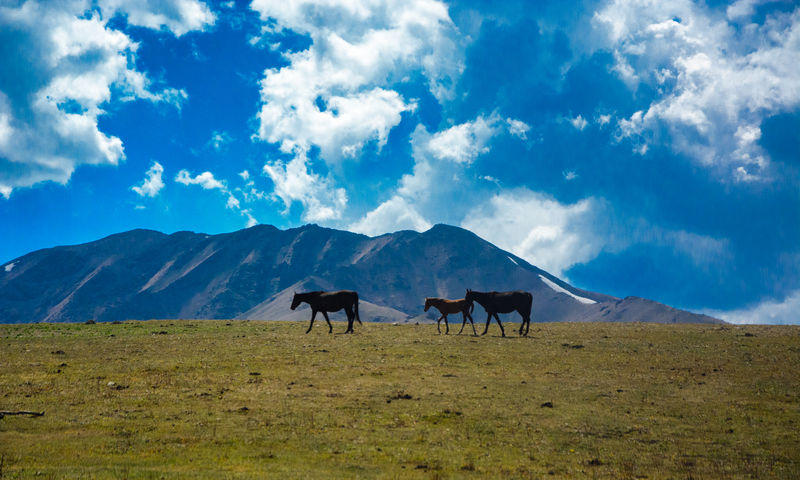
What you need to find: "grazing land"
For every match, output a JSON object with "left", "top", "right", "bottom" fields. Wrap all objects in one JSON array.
[{"left": 0, "top": 320, "right": 798, "bottom": 479}]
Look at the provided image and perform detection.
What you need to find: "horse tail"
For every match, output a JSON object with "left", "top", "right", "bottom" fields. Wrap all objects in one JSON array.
[{"left": 354, "top": 292, "right": 362, "bottom": 325}]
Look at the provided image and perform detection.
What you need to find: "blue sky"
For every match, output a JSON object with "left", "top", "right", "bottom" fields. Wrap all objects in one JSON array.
[{"left": 1, "top": 0, "right": 798, "bottom": 324}]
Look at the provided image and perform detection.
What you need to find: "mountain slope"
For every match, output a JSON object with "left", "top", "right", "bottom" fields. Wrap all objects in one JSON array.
[{"left": 0, "top": 224, "right": 721, "bottom": 324}]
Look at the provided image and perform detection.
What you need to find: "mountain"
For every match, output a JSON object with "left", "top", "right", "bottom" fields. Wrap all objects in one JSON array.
[{"left": 0, "top": 224, "right": 722, "bottom": 324}]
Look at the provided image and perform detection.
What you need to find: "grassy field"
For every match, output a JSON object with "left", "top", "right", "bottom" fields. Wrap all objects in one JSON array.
[{"left": 0, "top": 320, "right": 798, "bottom": 479}]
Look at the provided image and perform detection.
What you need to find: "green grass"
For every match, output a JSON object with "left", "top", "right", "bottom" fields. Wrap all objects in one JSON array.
[{"left": 0, "top": 320, "right": 798, "bottom": 479}]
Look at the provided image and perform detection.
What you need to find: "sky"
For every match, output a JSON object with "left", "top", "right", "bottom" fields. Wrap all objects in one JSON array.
[{"left": 0, "top": 0, "right": 798, "bottom": 324}]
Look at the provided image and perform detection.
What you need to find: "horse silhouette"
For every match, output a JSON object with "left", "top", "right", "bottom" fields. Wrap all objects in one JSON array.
[
  {"left": 465, "top": 289, "right": 533, "bottom": 337},
  {"left": 423, "top": 297, "right": 477, "bottom": 335},
  {"left": 290, "top": 290, "right": 362, "bottom": 334}
]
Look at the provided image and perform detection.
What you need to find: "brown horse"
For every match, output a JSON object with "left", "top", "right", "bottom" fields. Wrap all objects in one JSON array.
[
  {"left": 465, "top": 289, "right": 533, "bottom": 337},
  {"left": 424, "top": 297, "right": 477, "bottom": 335},
  {"left": 290, "top": 290, "right": 362, "bottom": 334}
]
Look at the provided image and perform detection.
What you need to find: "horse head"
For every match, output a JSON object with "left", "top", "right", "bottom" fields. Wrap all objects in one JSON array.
[
  {"left": 423, "top": 298, "right": 433, "bottom": 312},
  {"left": 464, "top": 289, "right": 475, "bottom": 310},
  {"left": 290, "top": 291, "right": 301, "bottom": 310}
]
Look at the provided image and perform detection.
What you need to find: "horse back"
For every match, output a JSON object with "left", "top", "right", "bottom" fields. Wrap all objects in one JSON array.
[
  {"left": 486, "top": 291, "right": 532, "bottom": 314},
  {"left": 316, "top": 290, "right": 358, "bottom": 311}
]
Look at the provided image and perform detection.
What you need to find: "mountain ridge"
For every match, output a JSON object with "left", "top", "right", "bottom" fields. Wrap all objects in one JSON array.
[{"left": 0, "top": 224, "right": 722, "bottom": 324}]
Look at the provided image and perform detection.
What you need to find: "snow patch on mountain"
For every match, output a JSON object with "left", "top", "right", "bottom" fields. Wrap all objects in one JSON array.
[{"left": 539, "top": 274, "right": 596, "bottom": 304}]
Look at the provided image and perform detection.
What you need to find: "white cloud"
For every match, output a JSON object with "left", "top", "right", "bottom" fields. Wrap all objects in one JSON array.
[
  {"left": 251, "top": 0, "right": 462, "bottom": 163},
  {"left": 726, "top": 0, "right": 769, "bottom": 21},
  {"left": 563, "top": 170, "right": 578, "bottom": 180},
  {"left": 708, "top": 290, "right": 800, "bottom": 325},
  {"left": 596, "top": 113, "right": 612, "bottom": 126},
  {"left": 459, "top": 189, "right": 730, "bottom": 278},
  {"left": 243, "top": 209, "right": 258, "bottom": 228},
  {"left": 349, "top": 195, "right": 432, "bottom": 236},
  {"left": 0, "top": 1, "right": 209, "bottom": 197},
  {"left": 506, "top": 118, "right": 530, "bottom": 139},
  {"left": 397, "top": 116, "right": 502, "bottom": 205},
  {"left": 570, "top": 114, "right": 588, "bottom": 131},
  {"left": 461, "top": 190, "right": 606, "bottom": 277},
  {"left": 239, "top": 170, "right": 250, "bottom": 181},
  {"left": 98, "top": 0, "right": 216, "bottom": 36},
  {"left": 131, "top": 161, "right": 165, "bottom": 197},
  {"left": 734, "top": 166, "right": 760, "bottom": 182},
  {"left": 424, "top": 115, "right": 501, "bottom": 164},
  {"left": 263, "top": 153, "right": 347, "bottom": 222},
  {"left": 175, "top": 168, "right": 260, "bottom": 227},
  {"left": 208, "top": 131, "right": 232, "bottom": 152},
  {"left": 593, "top": 1, "right": 800, "bottom": 181},
  {"left": 350, "top": 114, "right": 526, "bottom": 235},
  {"left": 175, "top": 170, "right": 225, "bottom": 190},
  {"left": 250, "top": 0, "right": 465, "bottom": 223}
]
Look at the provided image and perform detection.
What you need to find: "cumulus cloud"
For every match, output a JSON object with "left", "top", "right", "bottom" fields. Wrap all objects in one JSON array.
[
  {"left": 0, "top": 0, "right": 211, "bottom": 197},
  {"left": 263, "top": 153, "right": 347, "bottom": 222},
  {"left": 349, "top": 195, "right": 432, "bottom": 236},
  {"left": 708, "top": 290, "right": 800, "bottom": 325},
  {"left": 424, "top": 115, "right": 501, "bottom": 164},
  {"left": 249, "top": 0, "right": 464, "bottom": 221},
  {"left": 726, "top": 0, "right": 769, "bottom": 21},
  {"left": 593, "top": 1, "right": 800, "bottom": 181},
  {"left": 349, "top": 114, "right": 524, "bottom": 235},
  {"left": 461, "top": 190, "right": 606, "bottom": 277},
  {"left": 175, "top": 170, "right": 225, "bottom": 190},
  {"left": 98, "top": 0, "right": 215, "bottom": 36},
  {"left": 131, "top": 161, "right": 165, "bottom": 197},
  {"left": 251, "top": 0, "right": 462, "bottom": 162},
  {"left": 459, "top": 189, "right": 732, "bottom": 278},
  {"left": 570, "top": 115, "right": 588, "bottom": 131}
]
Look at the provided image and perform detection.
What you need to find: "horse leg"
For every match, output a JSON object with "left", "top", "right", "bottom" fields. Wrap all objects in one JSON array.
[
  {"left": 467, "top": 311, "right": 478, "bottom": 336},
  {"left": 444, "top": 314, "right": 449, "bottom": 334},
  {"left": 494, "top": 312, "right": 505, "bottom": 337},
  {"left": 306, "top": 310, "right": 318, "bottom": 334},
  {"left": 457, "top": 312, "right": 467, "bottom": 335},
  {"left": 321, "top": 311, "right": 333, "bottom": 334},
  {"left": 481, "top": 312, "right": 492, "bottom": 336},
  {"left": 344, "top": 306, "right": 354, "bottom": 334},
  {"left": 519, "top": 311, "right": 525, "bottom": 336},
  {"left": 437, "top": 315, "right": 443, "bottom": 334}
]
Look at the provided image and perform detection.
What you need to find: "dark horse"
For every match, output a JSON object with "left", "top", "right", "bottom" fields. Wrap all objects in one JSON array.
[
  {"left": 290, "top": 290, "right": 362, "bottom": 334},
  {"left": 465, "top": 289, "right": 533, "bottom": 337},
  {"left": 423, "top": 297, "right": 477, "bottom": 335}
]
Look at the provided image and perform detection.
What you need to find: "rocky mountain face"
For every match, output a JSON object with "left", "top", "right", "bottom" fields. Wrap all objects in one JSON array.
[{"left": 0, "top": 224, "right": 722, "bottom": 324}]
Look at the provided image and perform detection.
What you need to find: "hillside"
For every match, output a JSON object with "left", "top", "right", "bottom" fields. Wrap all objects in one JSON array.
[{"left": 0, "top": 224, "right": 720, "bottom": 324}]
